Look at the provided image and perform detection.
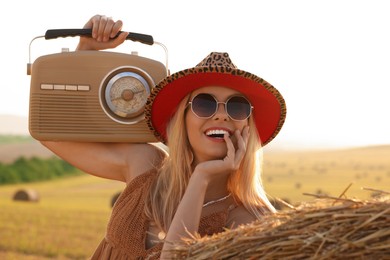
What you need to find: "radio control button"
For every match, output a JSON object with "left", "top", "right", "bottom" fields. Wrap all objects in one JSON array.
[
  {"left": 54, "top": 84, "right": 66, "bottom": 90},
  {"left": 41, "top": 84, "right": 53, "bottom": 90},
  {"left": 78, "top": 85, "right": 90, "bottom": 91},
  {"left": 66, "top": 85, "right": 78, "bottom": 91}
]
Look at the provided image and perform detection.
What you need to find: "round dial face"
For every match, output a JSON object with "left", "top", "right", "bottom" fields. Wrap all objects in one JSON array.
[{"left": 105, "top": 72, "right": 150, "bottom": 119}]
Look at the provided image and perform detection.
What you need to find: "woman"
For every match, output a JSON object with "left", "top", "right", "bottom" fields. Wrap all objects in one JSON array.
[{"left": 41, "top": 15, "right": 287, "bottom": 259}]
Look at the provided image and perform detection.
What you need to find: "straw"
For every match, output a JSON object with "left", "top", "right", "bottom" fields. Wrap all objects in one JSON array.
[{"left": 170, "top": 193, "right": 390, "bottom": 259}]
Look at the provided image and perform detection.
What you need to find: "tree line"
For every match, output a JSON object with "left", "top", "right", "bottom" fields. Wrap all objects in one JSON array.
[{"left": 0, "top": 157, "right": 80, "bottom": 185}]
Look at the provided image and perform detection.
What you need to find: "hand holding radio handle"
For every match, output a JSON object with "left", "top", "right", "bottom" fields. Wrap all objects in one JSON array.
[{"left": 45, "top": 29, "right": 154, "bottom": 45}]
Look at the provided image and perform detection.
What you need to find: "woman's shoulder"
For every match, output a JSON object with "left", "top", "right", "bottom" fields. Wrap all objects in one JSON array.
[
  {"left": 226, "top": 204, "right": 257, "bottom": 228},
  {"left": 124, "top": 142, "right": 168, "bottom": 158},
  {"left": 125, "top": 143, "right": 168, "bottom": 183},
  {"left": 127, "top": 168, "right": 158, "bottom": 187}
]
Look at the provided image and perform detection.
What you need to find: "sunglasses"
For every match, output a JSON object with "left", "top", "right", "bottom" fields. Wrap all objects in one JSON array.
[{"left": 188, "top": 93, "right": 253, "bottom": 121}]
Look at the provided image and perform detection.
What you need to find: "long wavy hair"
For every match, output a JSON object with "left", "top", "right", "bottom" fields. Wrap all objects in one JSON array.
[{"left": 144, "top": 93, "right": 276, "bottom": 233}]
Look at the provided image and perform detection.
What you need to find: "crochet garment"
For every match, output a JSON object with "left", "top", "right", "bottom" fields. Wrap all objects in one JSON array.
[{"left": 91, "top": 170, "right": 231, "bottom": 259}]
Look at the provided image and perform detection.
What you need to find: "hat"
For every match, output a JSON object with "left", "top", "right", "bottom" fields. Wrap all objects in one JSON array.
[{"left": 145, "top": 52, "right": 286, "bottom": 146}]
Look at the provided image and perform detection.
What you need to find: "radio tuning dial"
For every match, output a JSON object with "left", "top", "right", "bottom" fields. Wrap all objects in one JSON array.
[
  {"left": 104, "top": 71, "right": 151, "bottom": 123},
  {"left": 121, "top": 89, "right": 134, "bottom": 101}
]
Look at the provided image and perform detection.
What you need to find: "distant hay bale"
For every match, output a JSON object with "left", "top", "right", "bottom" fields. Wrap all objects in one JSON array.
[
  {"left": 13, "top": 189, "right": 40, "bottom": 202},
  {"left": 170, "top": 195, "right": 390, "bottom": 259},
  {"left": 111, "top": 192, "right": 121, "bottom": 207}
]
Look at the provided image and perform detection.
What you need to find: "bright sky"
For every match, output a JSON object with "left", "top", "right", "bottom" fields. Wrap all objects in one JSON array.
[{"left": 1, "top": 0, "right": 389, "bottom": 149}]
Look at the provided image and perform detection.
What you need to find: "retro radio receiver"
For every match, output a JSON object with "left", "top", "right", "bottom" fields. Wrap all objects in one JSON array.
[{"left": 27, "top": 29, "right": 168, "bottom": 143}]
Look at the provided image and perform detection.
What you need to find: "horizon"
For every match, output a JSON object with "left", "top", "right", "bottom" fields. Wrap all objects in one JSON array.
[{"left": 1, "top": 113, "right": 389, "bottom": 151}]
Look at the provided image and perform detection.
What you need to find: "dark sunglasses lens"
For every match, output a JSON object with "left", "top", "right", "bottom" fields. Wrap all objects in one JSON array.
[
  {"left": 191, "top": 94, "right": 217, "bottom": 118},
  {"left": 227, "top": 96, "right": 251, "bottom": 120}
]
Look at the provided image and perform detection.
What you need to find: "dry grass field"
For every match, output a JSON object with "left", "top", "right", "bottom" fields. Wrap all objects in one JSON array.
[
  {"left": 263, "top": 145, "right": 390, "bottom": 205},
  {"left": 0, "top": 174, "right": 125, "bottom": 260},
  {"left": 0, "top": 139, "right": 389, "bottom": 259}
]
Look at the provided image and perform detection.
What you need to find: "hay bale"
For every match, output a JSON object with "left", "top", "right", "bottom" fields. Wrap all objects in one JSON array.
[
  {"left": 170, "top": 195, "right": 390, "bottom": 259},
  {"left": 270, "top": 197, "right": 292, "bottom": 210},
  {"left": 13, "top": 189, "right": 39, "bottom": 202}
]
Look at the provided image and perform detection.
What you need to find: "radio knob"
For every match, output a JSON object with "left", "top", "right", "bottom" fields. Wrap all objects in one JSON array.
[
  {"left": 121, "top": 89, "right": 134, "bottom": 101},
  {"left": 103, "top": 71, "right": 151, "bottom": 122}
]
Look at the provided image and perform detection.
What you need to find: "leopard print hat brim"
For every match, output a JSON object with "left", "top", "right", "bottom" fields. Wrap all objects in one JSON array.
[{"left": 145, "top": 52, "right": 287, "bottom": 146}]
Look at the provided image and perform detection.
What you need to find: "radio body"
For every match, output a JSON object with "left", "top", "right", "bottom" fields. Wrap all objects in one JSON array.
[{"left": 29, "top": 50, "right": 167, "bottom": 142}]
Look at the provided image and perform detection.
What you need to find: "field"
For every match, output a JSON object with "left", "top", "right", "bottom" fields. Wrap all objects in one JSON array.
[
  {"left": 0, "top": 174, "right": 125, "bottom": 260},
  {"left": 0, "top": 140, "right": 389, "bottom": 259},
  {"left": 263, "top": 145, "right": 390, "bottom": 204}
]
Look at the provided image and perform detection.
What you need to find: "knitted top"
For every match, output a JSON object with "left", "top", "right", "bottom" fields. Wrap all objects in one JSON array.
[{"left": 90, "top": 169, "right": 232, "bottom": 259}]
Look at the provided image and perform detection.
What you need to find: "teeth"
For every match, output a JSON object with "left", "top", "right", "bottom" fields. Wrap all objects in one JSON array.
[{"left": 206, "top": 129, "right": 229, "bottom": 136}]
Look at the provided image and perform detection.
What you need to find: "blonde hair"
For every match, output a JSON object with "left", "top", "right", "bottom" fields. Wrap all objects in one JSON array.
[
  {"left": 145, "top": 94, "right": 275, "bottom": 232},
  {"left": 228, "top": 116, "right": 277, "bottom": 218}
]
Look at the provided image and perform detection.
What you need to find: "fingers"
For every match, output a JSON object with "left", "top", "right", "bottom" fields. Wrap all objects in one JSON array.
[
  {"left": 78, "top": 14, "right": 128, "bottom": 51},
  {"left": 238, "top": 126, "right": 250, "bottom": 151},
  {"left": 223, "top": 126, "right": 249, "bottom": 170},
  {"left": 223, "top": 132, "right": 235, "bottom": 162},
  {"left": 111, "top": 31, "right": 129, "bottom": 46},
  {"left": 97, "top": 16, "right": 113, "bottom": 41},
  {"left": 193, "top": 127, "right": 249, "bottom": 181},
  {"left": 111, "top": 19, "right": 124, "bottom": 38},
  {"left": 87, "top": 15, "right": 125, "bottom": 42},
  {"left": 233, "top": 127, "right": 249, "bottom": 166}
]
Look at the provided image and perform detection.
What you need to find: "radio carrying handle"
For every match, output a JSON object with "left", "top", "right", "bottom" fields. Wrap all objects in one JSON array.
[
  {"left": 45, "top": 29, "right": 154, "bottom": 45},
  {"left": 28, "top": 29, "right": 169, "bottom": 75}
]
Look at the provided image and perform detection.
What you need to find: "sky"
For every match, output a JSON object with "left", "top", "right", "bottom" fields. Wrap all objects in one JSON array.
[{"left": 1, "top": 0, "right": 389, "bottom": 149}]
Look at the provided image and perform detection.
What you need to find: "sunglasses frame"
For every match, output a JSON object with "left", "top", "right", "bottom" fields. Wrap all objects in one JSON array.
[{"left": 188, "top": 93, "right": 253, "bottom": 121}]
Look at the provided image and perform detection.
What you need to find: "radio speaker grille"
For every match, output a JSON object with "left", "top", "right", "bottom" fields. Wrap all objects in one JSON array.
[{"left": 29, "top": 93, "right": 156, "bottom": 142}]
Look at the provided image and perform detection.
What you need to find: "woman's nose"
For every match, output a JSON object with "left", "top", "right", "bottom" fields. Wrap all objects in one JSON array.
[{"left": 213, "top": 102, "right": 229, "bottom": 121}]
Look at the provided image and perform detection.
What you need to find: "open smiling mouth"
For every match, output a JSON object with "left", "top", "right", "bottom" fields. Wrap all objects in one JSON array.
[{"left": 205, "top": 129, "right": 231, "bottom": 139}]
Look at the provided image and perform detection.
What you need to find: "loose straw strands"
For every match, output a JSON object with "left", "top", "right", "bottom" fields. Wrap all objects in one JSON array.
[{"left": 170, "top": 195, "right": 390, "bottom": 259}]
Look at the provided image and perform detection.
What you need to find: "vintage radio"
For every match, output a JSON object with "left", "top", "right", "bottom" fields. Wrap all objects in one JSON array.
[{"left": 27, "top": 29, "right": 168, "bottom": 142}]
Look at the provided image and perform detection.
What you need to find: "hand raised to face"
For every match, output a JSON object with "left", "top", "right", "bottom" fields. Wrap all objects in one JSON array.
[{"left": 192, "top": 126, "right": 250, "bottom": 183}]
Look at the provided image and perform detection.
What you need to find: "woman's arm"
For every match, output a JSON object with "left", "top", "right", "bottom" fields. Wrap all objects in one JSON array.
[
  {"left": 159, "top": 168, "right": 207, "bottom": 259},
  {"left": 39, "top": 15, "right": 166, "bottom": 183},
  {"left": 161, "top": 129, "right": 249, "bottom": 258},
  {"left": 41, "top": 141, "right": 165, "bottom": 183}
]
